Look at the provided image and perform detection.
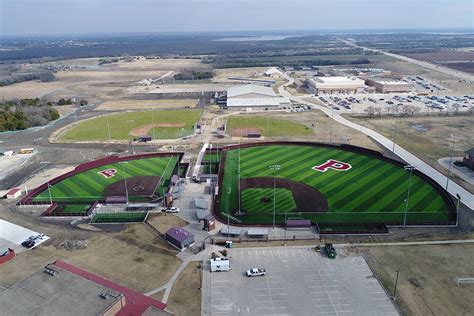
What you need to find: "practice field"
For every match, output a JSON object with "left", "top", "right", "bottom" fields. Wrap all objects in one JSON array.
[
  {"left": 33, "top": 156, "right": 178, "bottom": 203},
  {"left": 217, "top": 143, "right": 455, "bottom": 226},
  {"left": 59, "top": 109, "right": 201, "bottom": 141},
  {"left": 226, "top": 115, "right": 313, "bottom": 137}
]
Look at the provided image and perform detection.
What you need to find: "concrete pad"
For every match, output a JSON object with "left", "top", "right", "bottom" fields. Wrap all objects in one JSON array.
[{"left": 0, "top": 219, "right": 49, "bottom": 254}]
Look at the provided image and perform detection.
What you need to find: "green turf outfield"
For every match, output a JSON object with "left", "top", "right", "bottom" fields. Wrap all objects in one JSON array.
[
  {"left": 91, "top": 212, "right": 147, "bottom": 223},
  {"left": 218, "top": 144, "right": 453, "bottom": 225},
  {"left": 226, "top": 116, "right": 313, "bottom": 137},
  {"left": 34, "top": 156, "right": 178, "bottom": 202},
  {"left": 241, "top": 188, "right": 297, "bottom": 213},
  {"left": 61, "top": 204, "right": 91, "bottom": 214},
  {"left": 60, "top": 109, "right": 201, "bottom": 141}
]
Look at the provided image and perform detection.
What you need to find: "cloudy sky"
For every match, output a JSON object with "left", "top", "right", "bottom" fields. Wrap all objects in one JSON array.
[{"left": 1, "top": 0, "right": 473, "bottom": 36}]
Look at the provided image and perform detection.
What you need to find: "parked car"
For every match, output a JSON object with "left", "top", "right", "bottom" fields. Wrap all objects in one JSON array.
[
  {"left": 246, "top": 268, "right": 267, "bottom": 277},
  {"left": 164, "top": 207, "right": 180, "bottom": 213},
  {"left": 21, "top": 240, "right": 35, "bottom": 249},
  {"left": 324, "top": 243, "right": 337, "bottom": 259}
]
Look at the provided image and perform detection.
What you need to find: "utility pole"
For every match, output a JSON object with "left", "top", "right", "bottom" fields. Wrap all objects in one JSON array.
[
  {"left": 446, "top": 135, "right": 456, "bottom": 190},
  {"left": 329, "top": 107, "right": 334, "bottom": 143},
  {"left": 403, "top": 165, "right": 416, "bottom": 229},
  {"left": 269, "top": 164, "right": 281, "bottom": 229}
]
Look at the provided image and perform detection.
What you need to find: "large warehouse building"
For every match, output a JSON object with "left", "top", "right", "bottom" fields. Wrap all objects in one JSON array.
[
  {"left": 226, "top": 84, "right": 290, "bottom": 109},
  {"left": 365, "top": 78, "right": 413, "bottom": 93},
  {"left": 308, "top": 76, "right": 366, "bottom": 94}
]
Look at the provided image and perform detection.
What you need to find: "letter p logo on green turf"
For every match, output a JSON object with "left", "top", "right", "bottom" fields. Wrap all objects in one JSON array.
[{"left": 313, "top": 159, "right": 351, "bottom": 173}]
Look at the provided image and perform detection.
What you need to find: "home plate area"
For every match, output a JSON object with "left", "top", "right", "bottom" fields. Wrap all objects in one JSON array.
[{"left": 202, "top": 247, "right": 398, "bottom": 316}]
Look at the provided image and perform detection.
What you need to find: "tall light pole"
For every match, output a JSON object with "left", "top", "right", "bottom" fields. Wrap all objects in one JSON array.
[
  {"left": 151, "top": 109, "right": 156, "bottom": 141},
  {"left": 391, "top": 117, "right": 399, "bottom": 159},
  {"left": 106, "top": 115, "right": 112, "bottom": 141},
  {"left": 269, "top": 164, "right": 281, "bottom": 229},
  {"left": 445, "top": 135, "right": 456, "bottom": 191},
  {"left": 329, "top": 107, "right": 334, "bottom": 143},
  {"left": 120, "top": 161, "right": 129, "bottom": 205},
  {"left": 47, "top": 181, "right": 53, "bottom": 205},
  {"left": 126, "top": 120, "right": 135, "bottom": 154},
  {"left": 403, "top": 165, "right": 416, "bottom": 229},
  {"left": 227, "top": 187, "right": 231, "bottom": 236}
]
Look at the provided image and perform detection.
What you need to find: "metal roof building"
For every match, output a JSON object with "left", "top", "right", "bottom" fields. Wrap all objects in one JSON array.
[
  {"left": 165, "top": 227, "right": 194, "bottom": 251},
  {"left": 226, "top": 84, "right": 290, "bottom": 108},
  {"left": 309, "top": 76, "right": 366, "bottom": 94},
  {"left": 365, "top": 78, "right": 413, "bottom": 93}
]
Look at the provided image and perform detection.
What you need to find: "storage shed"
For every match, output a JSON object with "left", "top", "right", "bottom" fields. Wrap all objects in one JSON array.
[
  {"left": 5, "top": 188, "right": 21, "bottom": 200},
  {"left": 165, "top": 227, "right": 194, "bottom": 251},
  {"left": 203, "top": 214, "right": 216, "bottom": 231}
]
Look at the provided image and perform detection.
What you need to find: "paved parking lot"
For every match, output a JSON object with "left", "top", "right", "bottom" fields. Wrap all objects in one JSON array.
[
  {"left": 0, "top": 219, "right": 49, "bottom": 254},
  {"left": 202, "top": 247, "right": 398, "bottom": 316}
]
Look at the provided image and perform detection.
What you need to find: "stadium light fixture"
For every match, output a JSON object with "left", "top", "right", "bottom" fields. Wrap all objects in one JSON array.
[
  {"left": 403, "top": 165, "right": 416, "bottom": 229},
  {"left": 126, "top": 120, "right": 135, "bottom": 154}
]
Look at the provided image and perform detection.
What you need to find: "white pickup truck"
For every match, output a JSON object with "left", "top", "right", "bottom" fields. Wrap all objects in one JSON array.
[{"left": 246, "top": 268, "right": 266, "bottom": 277}]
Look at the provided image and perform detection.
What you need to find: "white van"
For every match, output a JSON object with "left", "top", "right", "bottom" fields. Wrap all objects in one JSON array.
[{"left": 210, "top": 257, "right": 231, "bottom": 272}]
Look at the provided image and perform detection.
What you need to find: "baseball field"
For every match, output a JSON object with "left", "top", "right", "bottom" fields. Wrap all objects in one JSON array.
[
  {"left": 59, "top": 109, "right": 201, "bottom": 141},
  {"left": 217, "top": 143, "right": 455, "bottom": 226},
  {"left": 33, "top": 155, "right": 179, "bottom": 205}
]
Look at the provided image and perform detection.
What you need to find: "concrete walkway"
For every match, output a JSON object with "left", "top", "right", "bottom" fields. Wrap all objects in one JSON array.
[
  {"left": 438, "top": 157, "right": 474, "bottom": 185},
  {"left": 276, "top": 70, "right": 474, "bottom": 210}
]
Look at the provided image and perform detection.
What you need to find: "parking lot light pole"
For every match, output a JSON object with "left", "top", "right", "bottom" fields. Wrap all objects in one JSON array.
[
  {"left": 445, "top": 135, "right": 456, "bottom": 190},
  {"left": 106, "top": 115, "right": 112, "bottom": 141},
  {"left": 269, "top": 164, "right": 281, "bottom": 229},
  {"left": 403, "top": 165, "right": 416, "bottom": 229}
]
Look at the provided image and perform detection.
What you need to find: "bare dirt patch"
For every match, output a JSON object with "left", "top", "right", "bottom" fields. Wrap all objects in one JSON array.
[
  {"left": 240, "top": 177, "right": 328, "bottom": 213},
  {"left": 167, "top": 261, "right": 202, "bottom": 316},
  {"left": 230, "top": 127, "right": 262, "bottom": 137},
  {"left": 350, "top": 244, "right": 474, "bottom": 316},
  {"left": 131, "top": 123, "right": 185, "bottom": 136},
  {"left": 146, "top": 213, "right": 189, "bottom": 234}
]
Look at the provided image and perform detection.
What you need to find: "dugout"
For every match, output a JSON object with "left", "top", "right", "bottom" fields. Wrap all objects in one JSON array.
[
  {"left": 247, "top": 228, "right": 268, "bottom": 238},
  {"left": 286, "top": 219, "right": 312, "bottom": 229},
  {"left": 220, "top": 226, "right": 242, "bottom": 237}
]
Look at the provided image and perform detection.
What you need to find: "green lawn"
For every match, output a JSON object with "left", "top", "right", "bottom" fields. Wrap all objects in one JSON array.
[
  {"left": 60, "top": 109, "right": 201, "bottom": 141},
  {"left": 218, "top": 144, "right": 453, "bottom": 225},
  {"left": 226, "top": 116, "right": 313, "bottom": 137},
  {"left": 91, "top": 212, "right": 147, "bottom": 223},
  {"left": 34, "top": 156, "right": 179, "bottom": 202}
]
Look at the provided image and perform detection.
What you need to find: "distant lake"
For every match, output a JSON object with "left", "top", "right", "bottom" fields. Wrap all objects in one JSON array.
[{"left": 214, "top": 35, "right": 303, "bottom": 42}]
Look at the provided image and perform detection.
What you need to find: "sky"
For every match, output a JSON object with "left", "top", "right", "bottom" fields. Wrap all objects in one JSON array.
[{"left": 0, "top": 0, "right": 473, "bottom": 36}]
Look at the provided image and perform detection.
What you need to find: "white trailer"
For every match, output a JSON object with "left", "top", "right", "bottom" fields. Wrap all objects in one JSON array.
[{"left": 210, "top": 257, "right": 231, "bottom": 272}]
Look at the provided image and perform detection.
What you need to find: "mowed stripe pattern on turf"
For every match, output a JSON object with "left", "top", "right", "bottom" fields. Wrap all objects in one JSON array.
[
  {"left": 34, "top": 156, "right": 178, "bottom": 202},
  {"left": 219, "top": 145, "right": 451, "bottom": 224}
]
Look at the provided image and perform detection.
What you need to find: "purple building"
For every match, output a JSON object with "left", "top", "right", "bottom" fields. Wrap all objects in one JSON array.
[{"left": 165, "top": 227, "right": 194, "bottom": 251}]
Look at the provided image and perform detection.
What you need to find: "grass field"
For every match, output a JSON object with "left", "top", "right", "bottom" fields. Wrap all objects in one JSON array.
[
  {"left": 60, "top": 109, "right": 201, "bottom": 141},
  {"left": 61, "top": 204, "right": 92, "bottom": 214},
  {"left": 226, "top": 115, "right": 313, "bottom": 137},
  {"left": 34, "top": 156, "right": 178, "bottom": 202},
  {"left": 90, "top": 212, "right": 147, "bottom": 223},
  {"left": 218, "top": 144, "right": 453, "bottom": 225}
]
